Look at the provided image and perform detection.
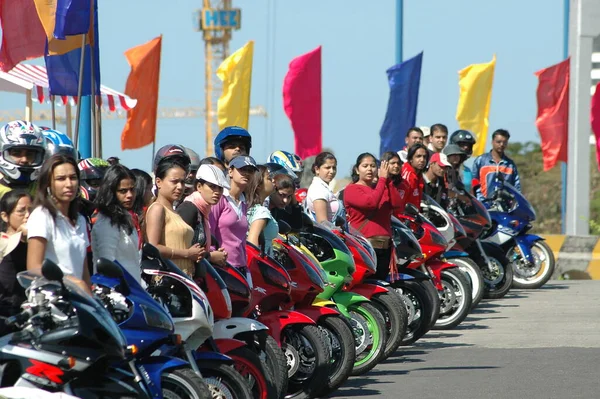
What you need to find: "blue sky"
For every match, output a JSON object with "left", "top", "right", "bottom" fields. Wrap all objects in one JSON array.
[{"left": 0, "top": 0, "right": 564, "bottom": 175}]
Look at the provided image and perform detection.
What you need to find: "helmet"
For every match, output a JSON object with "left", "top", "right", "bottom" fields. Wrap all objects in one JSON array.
[
  {"left": 214, "top": 126, "right": 252, "bottom": 161},
  {"left": 153, "top": 144, "right": 191, "bottom": 173},
  {"left": 267, "top": 150, "right": 303, "bottom": 173},
  {"left": 78, "top": 158, "right": 110, "bottom": 201},
  {"left": 184, "top": 146, "right": 201, "bottom": 173},
  {"left": 449, "top": 130, "right": 476, "bottom": 156},
  {"left": 0, "top": 120, "right": 46, "bottom": 186},
  {"left": 443, "top": 144, "right": 467, "bottom": 159},
  {"left": 42, "top": 129, "right": 78, "bottom": 160},
  {"left": 265, "top": 162, "right": 298, "bottom": 180}
]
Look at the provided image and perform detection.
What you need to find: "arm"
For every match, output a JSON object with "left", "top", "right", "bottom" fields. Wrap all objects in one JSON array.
[
  {"left": 208, "top": 198, "right": 224, "bottom": 252},
  {"left": 27, "top": 237, "right": 47, "bottom": 272},
  {"left": 146, "top": 203, "right": 203, "bottom": 261},
  {"left": 471, "top": 157, "right": 484, "bottom": 199},
  {"left": 247, "top": 219, "right": 268, "bottom": 248},
  {"left": 312, "top": 199, "right": 329, "bottom": 224},
  {"left": 512, "top": 163, "right": 521, "bottom": 192},
  {"left": 343, "top": 177, "right": 389, "bottom": 211}
]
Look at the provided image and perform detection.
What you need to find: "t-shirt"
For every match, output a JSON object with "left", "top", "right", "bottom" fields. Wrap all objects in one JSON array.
[
  {"left": 27, "top": 207, "right": 89, "bottom": 279},
  {"left": 306, "top": 176, "right": 339, "bottom": 222},
  {"left": 247, "top": 204, "right": 279, "bottom": 257},
  {"left": 177, "top": 201, "right": 207, "bottom": 248},
  {"left": 209, "top": 190, "right": 248, "bottom": 268}
]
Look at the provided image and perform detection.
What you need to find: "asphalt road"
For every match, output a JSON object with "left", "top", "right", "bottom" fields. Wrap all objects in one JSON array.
[{"left": 330, "top": 281, "right": 600, "bottom": 399}]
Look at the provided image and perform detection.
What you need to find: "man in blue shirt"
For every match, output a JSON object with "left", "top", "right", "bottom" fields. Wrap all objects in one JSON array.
[{"left": 472, "top": 129, "right": 521, "bottom": 200}]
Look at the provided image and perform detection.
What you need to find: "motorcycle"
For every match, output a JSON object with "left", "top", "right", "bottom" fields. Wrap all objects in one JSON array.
[
  {"left": 0, "top": 259, "right": 153, "bottom": 398},
  {"left": 480, "top": 177, "right": 555, "bottom": 289}
]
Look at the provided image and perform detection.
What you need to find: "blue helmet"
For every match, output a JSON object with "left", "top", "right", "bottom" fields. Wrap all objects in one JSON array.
[
  {"left": 267, "top": 150, "right": 303, "bottom": 173},
  {"left": 42, "top": 129, "right": 78, "bottom": 160},
  {"left": 213, "top": 126, "right": 252, "bottom": 161}
]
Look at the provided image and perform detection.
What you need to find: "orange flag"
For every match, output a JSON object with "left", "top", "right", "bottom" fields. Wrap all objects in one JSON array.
[{"left": 121, "top": 36, "right": 162, "bottom": 150}]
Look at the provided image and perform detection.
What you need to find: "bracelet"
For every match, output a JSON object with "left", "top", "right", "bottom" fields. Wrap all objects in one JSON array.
[{"left": 171, "top": 248, "right": 174, "bottom": 259}]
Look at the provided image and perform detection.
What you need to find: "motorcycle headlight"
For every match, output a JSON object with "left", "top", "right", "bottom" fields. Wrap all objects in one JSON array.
[{"left": 140, "top": 303, "right": 173, "bottom": 331}]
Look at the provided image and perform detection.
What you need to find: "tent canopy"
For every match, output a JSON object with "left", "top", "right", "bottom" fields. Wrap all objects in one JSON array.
[{"left": 0, "top": 64, "right": 137, "bottom": 112}]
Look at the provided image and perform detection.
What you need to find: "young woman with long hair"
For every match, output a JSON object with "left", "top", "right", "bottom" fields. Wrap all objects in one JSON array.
[
  {"left": 306, "top": 151, "right": 340, "bottom": 223},
  {"left": 27, "top": 154, "right": 91, "bottom": 287},
  {"left": 401, "top": 143, "right": 429, "bottom": 209},
  {"left": 92, "top": 165, "right": 142, "bottom": 282},
  {"left": 245, "top": 165, "right": 277, "bottom": 256}
]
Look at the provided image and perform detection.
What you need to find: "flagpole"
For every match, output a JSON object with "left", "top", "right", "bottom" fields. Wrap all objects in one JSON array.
[
  {"left": 51, "top": 96, "right": 56, "bottom": 129},
  {"left": 73, "top": 34, "right": 87, "bottom": 154},
  {"left": 90, "top": 44, "right": 98, "bottom": 158},
  {"left": 561, "top": 0, "right": 569, "bottom": 234},
  {"left": 396, "top": 0, "right": 403, "bottom": 64}
]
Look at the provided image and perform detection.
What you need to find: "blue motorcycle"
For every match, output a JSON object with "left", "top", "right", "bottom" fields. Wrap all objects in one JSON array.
[{"left": 482, "top": 178, "right": 556, "bottom": 289}]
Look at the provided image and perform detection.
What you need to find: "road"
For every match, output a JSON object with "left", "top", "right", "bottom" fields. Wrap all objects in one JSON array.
[{"left": 330, "top": 281, "right": 600, "bottom": 399}]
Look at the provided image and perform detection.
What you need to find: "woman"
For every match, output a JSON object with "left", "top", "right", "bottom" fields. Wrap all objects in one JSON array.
[
  {"left": 343, "top": 153, "right": 405, "bottom": 280},
  {"left": 27, "top": 154, "right": 91, "bottom": 287},
  {"left": 92, "top": 165, "right": 142, "bottom": 283},
  {"left": 145, "top": 158, "right": 204, "bottom": 276},
  {"left": 200, "top": 157, "right": 227, "bottom": 171},
  {"left": 401, "top": 143, "right": 429, "bottom": 209},
  {"left": 177, "top": 164, "right": 230, "bottom": 267},
  {"left": 245, "top": 165, "right": 277, "bottom": 256},
  {"left": 306, "top": 152, "right": 339, "bottom": 223},
  {"left": 0, "top": 190, "right": 31, "bottom": 317},
  {"left": 209, "top": 155, "right": 257, "bottom": 279},
  {"left": 131, "top": 168, "right": 153, "bottom": 218}
]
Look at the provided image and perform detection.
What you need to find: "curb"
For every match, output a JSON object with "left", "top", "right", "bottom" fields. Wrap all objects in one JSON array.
[{"left": 541, "top": 235, "right": 600, "bottom": 280}]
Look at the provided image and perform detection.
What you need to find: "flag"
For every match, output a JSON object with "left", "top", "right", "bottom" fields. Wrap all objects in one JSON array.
[
  {"left": 456, "top": 55, "right": 496, "bottom": 156},
  {"left": 591, "top": 83, "right": 600, "bottom": 171},
  {"left": 379, "top": 52, "right": 423, "bottom": 155},
  {"left": 283, "top": 46, "right": 322, "bottom": 159},
  {"left": 535, "top": 58, "right": 569, "bottom": 171},
  {"left": 54, "top": 0, "right": 92, "bottom": 39},
  {"left": 0, "top": 0, "right": 46, "bottom": 72},
  {"left": 121, "top": 36, "right": 162, "bottom": 150},
  {"left": 37, "top": 0, "right": 101, "bottom": 96},
  {"left": 216, "top": 41, "right": 254, "bottom": 130}
]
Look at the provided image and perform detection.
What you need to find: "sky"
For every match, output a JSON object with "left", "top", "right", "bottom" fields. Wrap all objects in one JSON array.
[{"left": 0, "top": 0, "right": 564, "bottom": 175}]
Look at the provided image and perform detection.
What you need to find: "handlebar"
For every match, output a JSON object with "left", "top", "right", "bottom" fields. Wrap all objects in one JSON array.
[{"left": 5, "top": 308, "right": 35, "bottom": 327}]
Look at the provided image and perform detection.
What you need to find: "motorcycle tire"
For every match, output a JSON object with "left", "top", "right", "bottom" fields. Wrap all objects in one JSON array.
[
  {"left": 421, "top": 279, "right": 441, "bottom": 329},
  {"left": 393, "top": 280, "right": 435, "bottom": 346},
  {"left": 313, "top": 315, "right": 356, "bottom": 397},
  {"left": 282, "top": 324, "right": 329, "bottom": 399},
  {"left": 348, "top": 302, "right": 387, "bottom": 376},
  {"left": 263, "top": 335, "right": 288, "bottom": 399},
  {"left": 199, "top": 362, "right": 253, "bottom": 399},
  {"left": 227, "top": 346, "right": 278, "bottom": 399},
  {"left": 371, "top": 291, "right": 407, "bottom": 360},
  {"left": 433, "top": 268, "right": 473, "bottom": 330},
  {"left": 447, "top": 257, "right": 485, "bottom": 309},
  {"left": 481, "top": 245, "right": 513, "bottom": 300},
  {"left": 161, "top": 368, "right": 211, "bottom": 399},
  {"left": 509, "top": 240, "right": 556, "bottom": 289}
]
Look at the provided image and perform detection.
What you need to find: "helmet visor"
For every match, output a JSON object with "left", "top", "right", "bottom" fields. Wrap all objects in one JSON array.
[{"left": 4, "top": 146, "right": 45, "bottom": 167}]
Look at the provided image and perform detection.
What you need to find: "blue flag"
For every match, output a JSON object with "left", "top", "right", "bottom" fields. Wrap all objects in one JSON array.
[
  {"left": 54, "top": 0, "right": 92, "bottom": 39},
  {"left": 379, "top": 52, "right": 423, "bottom": 156},
  {"left": 45, "top": 0, "right": 100, "bottom": 97}
]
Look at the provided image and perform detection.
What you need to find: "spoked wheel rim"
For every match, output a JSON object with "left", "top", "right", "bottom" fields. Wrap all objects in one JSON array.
[
  {"left": 510, "top": 243, "right": 551, "bottom": 284},
  {"left": 204, "top": 376, "right": 235, "bottom": 399},
  {"left": 282, "top": 329, "right": 317, "bottom": 383},
  {"left": 437, "top": 273, "right": 467, "bottom": 324},
  {"left": 394, "top": 288, "right": 422, "bottom": 341},
  {"left": 231, "top": 355, "right": 269, "bottom": 399},
  {"left": 349, "top": 307, "right": 380, "bottom": 367},
  {"left": 482, "top": 257, "right": 505, "bottom": 286}
]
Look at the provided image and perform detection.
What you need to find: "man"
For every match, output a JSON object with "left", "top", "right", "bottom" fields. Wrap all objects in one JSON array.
[
  {"left": 420, "top": 126, "right": 431, "bottom": 146},
  {"left": 423, "top": 152, "right": 452, "bottom": 208},
  {"left": 428, "top": 124, "right": 448, "bottom": 154},
  {"left": 448, "top": 129, "right": 476, "bottom": 193},
  {"left": 397, "top": 127, "right": 424, "bottom": 163},
  {"left": 472, "top": 129, "right": 521, "bottom": 200},
  {"left": 213, "top": 126, "right": 252, "bottom": 167}
]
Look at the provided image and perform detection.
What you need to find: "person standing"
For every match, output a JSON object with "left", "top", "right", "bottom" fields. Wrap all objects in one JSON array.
[
  {"left": 428, "top": 124, "right": 448, "bottom": 154},
  {"left": 306, "top": 152, "right": 340, "bottom": 223},
  {"left": 423, "top": 152, "right": 452, "bottom": 208},
  {"left": 401, "top": 144, "right": 429, "bottom": 209}
]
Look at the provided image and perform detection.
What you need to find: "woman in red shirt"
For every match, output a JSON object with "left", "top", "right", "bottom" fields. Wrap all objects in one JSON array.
[
  {"left": 401, "top": 144, "right": 429, "bottom": 210},
  {"left": 344, "top": 153, "right": 406, "bottom": 280}
]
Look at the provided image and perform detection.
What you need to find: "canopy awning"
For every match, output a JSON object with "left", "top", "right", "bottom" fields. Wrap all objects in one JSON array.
[{"left": 0, "top": 64, "right": 137, "bottom": 112}]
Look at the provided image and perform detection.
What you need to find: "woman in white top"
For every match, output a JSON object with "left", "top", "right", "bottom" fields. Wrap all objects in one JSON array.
[
  {"left": 92, "top": 164, "right": 142, "bottom": 283},
  {"left": 306, "top": 152, "right": 340, "bottom": 223},
  {"left": 27, "top": 154, "right": 91, "bottom": 289}
]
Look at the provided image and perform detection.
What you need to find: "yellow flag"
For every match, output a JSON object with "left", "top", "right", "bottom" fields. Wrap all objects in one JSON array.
[
  {"left": 456, "top": 55, "right": 496, "bottom": 156},
  {"left": 217, "top": 41, "right": 254, "bottom": 130}
]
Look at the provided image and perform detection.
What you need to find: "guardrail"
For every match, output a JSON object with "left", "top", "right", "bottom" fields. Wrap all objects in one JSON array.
[{"left": 542, "top": 235, "right": 600, "bottom": 280}]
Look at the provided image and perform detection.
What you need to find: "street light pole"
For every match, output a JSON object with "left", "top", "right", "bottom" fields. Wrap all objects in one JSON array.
[{"left": 396, "top": 0, "right": 403, "bottom": 64}]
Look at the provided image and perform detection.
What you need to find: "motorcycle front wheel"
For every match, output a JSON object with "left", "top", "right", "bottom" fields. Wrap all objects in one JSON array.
[
  {"left": 371, "top": 290, "right": 407, "bottom": 359},
  {"left": 509, "top": 240, "right": 555, "bottom": 289},
  {"left": 162, "top": 368, "right": 211, "bottom": 399},
  {"left": 433, "top": 268, "right": 472, "bottom": 330},
  {"left": 348, "top": 302, "right": 387, "bottom": 376},
  {"left": 447, "top": 257, "right": 485, "bottom": 308},
  {"left": 393, "top": 280, "right": 435, "bottom": 346},
  {"left": 198, "top": 362, "right": 253, "bottom": 399}
]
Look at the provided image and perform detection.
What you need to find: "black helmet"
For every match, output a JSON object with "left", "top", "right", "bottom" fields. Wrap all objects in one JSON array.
[
  {"left": 153, "top": 145, "right": 191, "bottom": 173},
  {"left": 449, "top": 130, "right": 476, "bottom": 156},
  {"left": 78, "top": 158, "right": 110, "bottom": 201},
  {"left": 443, "top": 144, "right": 467, "bottom": 159}
]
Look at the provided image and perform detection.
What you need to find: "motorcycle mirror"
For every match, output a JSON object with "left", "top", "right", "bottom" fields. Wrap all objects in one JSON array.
[
  {"left": 278, "top": 220, "right": 292, "bottom": 235},
  {"left": 142, "top": 243, "right": 162, "bottom": 260},
  {"left": 96, "top": 258, "right": 131, "bottom": 296},
  {"left": 41, "top": 259, "right": 64, "bottom": 282},
  {"left": 405, "top": 203, "right": 419, "bottom": 217}
]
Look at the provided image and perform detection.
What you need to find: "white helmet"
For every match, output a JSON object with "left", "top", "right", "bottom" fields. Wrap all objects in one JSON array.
[
  {"left": 0, "top": 120, "right": 46, "bottom": 186},
  {"left": 267, "top": 150, "right": 303, "bottom": 173}
]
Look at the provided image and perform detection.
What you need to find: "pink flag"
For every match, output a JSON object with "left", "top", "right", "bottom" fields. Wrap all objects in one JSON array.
[
  {"left": 0, "top": 0, "right": 46, "bottom": 72},
  {"left": 591, "top": 83, "right": 600, "bottom": 170},
  {"left": 283, "top": 46, "right": 322, "bottom": 159},
  {"left": 534, "top": 58, "right": 569, "bottom": 171}
]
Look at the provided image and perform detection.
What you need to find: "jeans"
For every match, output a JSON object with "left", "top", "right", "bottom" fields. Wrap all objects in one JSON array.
[{"left": 374, "top": 247, "right": 392, "bottom": 281}]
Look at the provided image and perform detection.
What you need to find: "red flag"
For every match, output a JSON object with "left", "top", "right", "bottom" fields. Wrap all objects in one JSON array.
[
  {"left": 0, "top": 0, "right": 46, "bottom": 72},
  {"left": 534, "top": 58, "right": 569, "bottom": 171},
  {"left": 283, "top": 46, "right": 322, "bottom": 159},
  {"left": 121, "top": 36, "right": 162, "bottom": 150},
  {"left": 591, "top": 83, "right": 600, "bottom": 171}
]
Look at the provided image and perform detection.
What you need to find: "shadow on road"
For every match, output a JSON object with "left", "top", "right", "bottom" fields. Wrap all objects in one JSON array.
[
  {"left": 414, "top": 340, "right": 475, "bottom": 349},
  {"left": 537, "top": 284, "right": 570, "bottom": 290},
  {"left": 327, "top": 374, "right": 388, "bottom": 398},
  {"left": 408, "top": 365, "right": 499, "bottom": 372}
]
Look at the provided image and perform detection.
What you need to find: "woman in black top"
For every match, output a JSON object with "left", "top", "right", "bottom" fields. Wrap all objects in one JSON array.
[{"left": 0, "top": 190, "right": 32, "bottom": 317}]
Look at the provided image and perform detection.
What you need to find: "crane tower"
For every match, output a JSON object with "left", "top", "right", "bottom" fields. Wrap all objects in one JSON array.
[{"left": 194, "top": 1, "right": 241, "bottom": 157}]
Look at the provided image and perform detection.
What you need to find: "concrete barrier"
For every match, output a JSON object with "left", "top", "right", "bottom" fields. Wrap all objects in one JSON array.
[{"left": 541, "top": 235, "right": 600, "bottom": 280}]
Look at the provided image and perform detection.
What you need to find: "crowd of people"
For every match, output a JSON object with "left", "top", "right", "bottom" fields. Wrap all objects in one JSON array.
[{"left": 0, "top": 119, "right": 522, "bottom": 320}]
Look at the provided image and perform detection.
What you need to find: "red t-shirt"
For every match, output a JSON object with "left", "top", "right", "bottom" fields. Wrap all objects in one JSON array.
[
  {"left": 401, "top": 163, "right": 424, "bottom": 209},
  {"left": 344, "top": 177, "right": 406, "bottom": 238}
]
